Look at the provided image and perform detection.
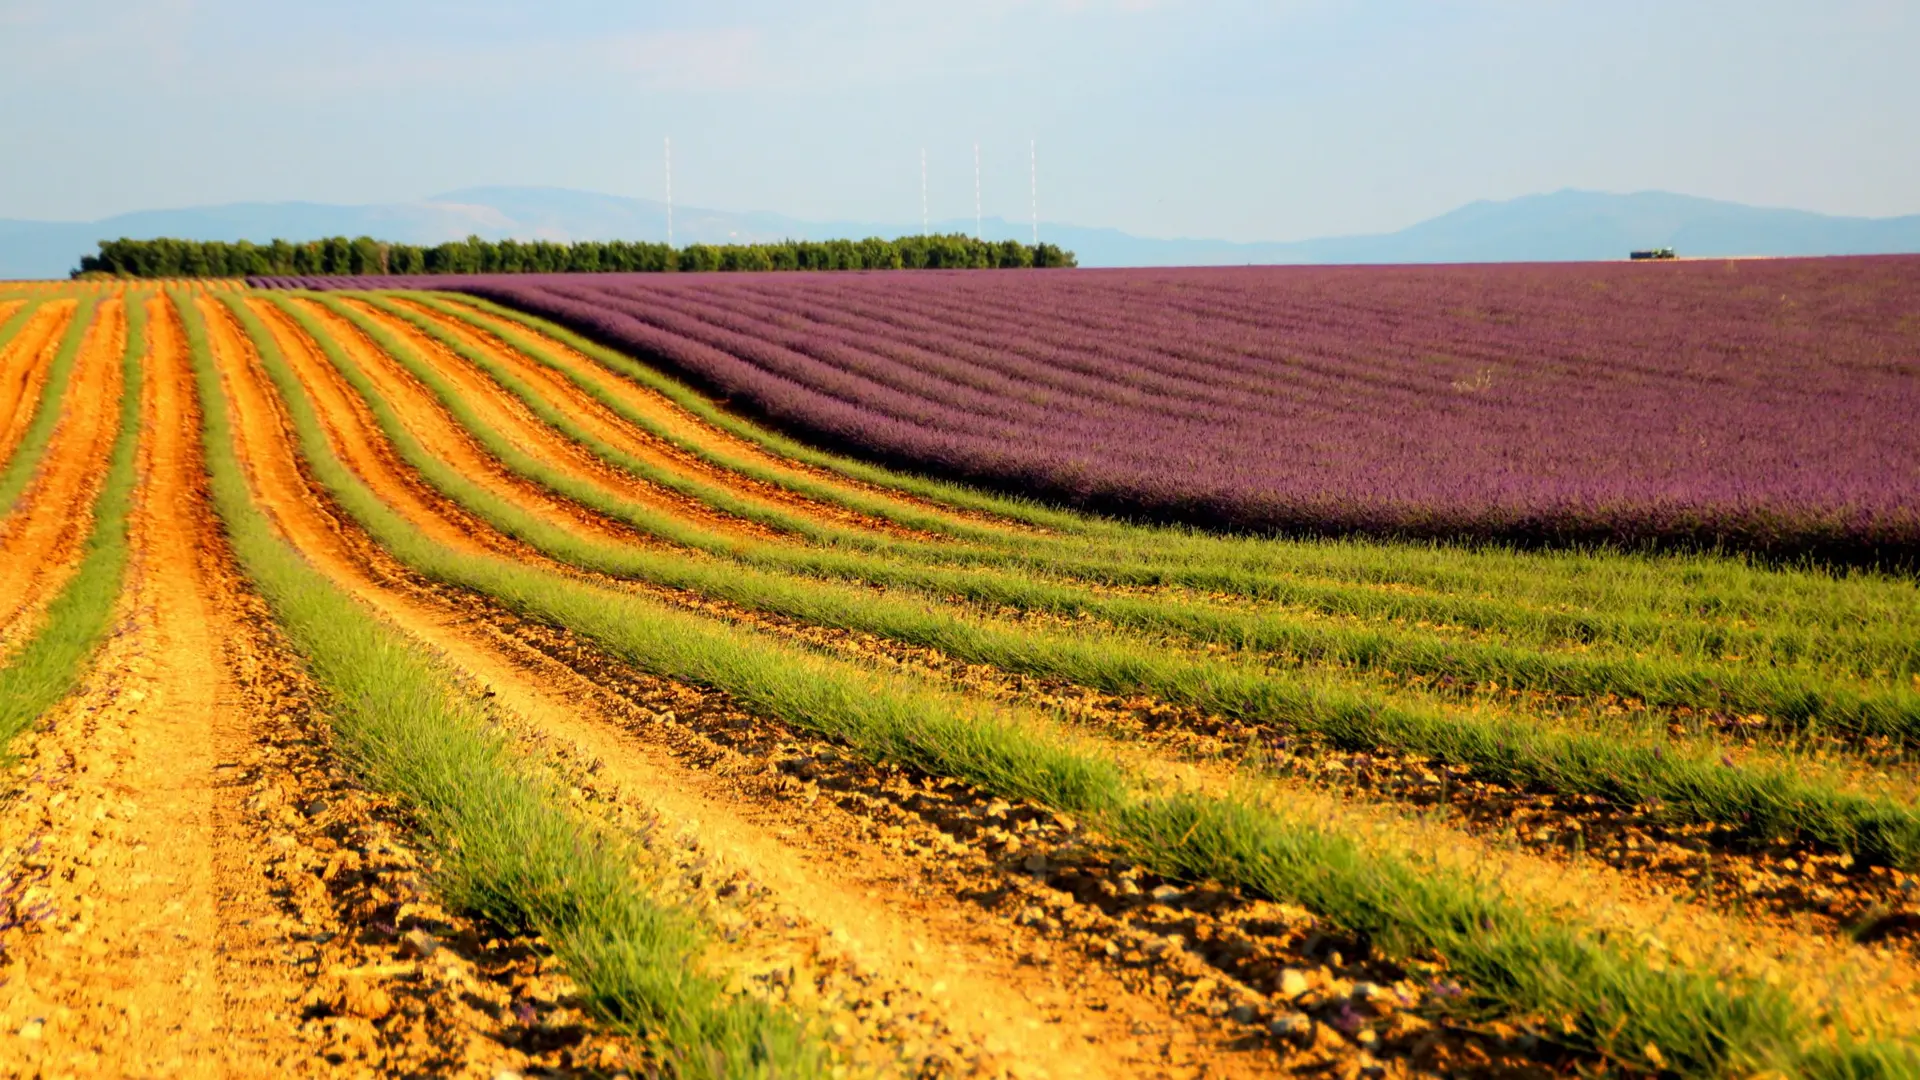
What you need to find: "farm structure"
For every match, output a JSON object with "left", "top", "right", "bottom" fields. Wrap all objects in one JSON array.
[{"left": 0, "top": 275, "right": 1917, "bottom": 1077}]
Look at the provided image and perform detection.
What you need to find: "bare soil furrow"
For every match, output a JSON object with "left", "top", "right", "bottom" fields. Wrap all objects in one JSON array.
[
  {"left": 343, "top": 296, "right": 787, "bottom": 544},
  {"left": 264, "top": 281, "right": 1898, "bottom": 1076},
  {"left": 0, "top": 300, "right": 123, "bottom": 657},
  {"left": 258, "top": 296, "right": 659, "bottom": 555},
  {"left": 392, "top": 294, "right": 946, "bottom": 542},
  {"left": 431, "top": 295, "right": 1040, "bottom": 536},
  {"left": 0, "top": 302, "right": 77, "bottom": 467},
  {"left": 306, "top": 287, "right": 1920, "bottom": 948},
  {"left": 188, "top": 287, "right": 653, "bottom": 1076},
  {"left": 242, "top": 260, "right": 1344, "bottom": 1080}
]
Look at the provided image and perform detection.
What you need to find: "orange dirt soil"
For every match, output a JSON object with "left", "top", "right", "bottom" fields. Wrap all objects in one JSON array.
[
  {"left": 0, "top": 301, "right": 79, "bottom": 469},
  {"left": 231, "top": 298, "right": 1298, "bottom": 1077},
  {"left": 4, "top": 280, "right": 1915, "bottom": 1077},
  {"left": 0, "top": 293, "right": 313, "bottom": 1074},
  {"left": 0, "top": 291, "right": 642, "bottom": 1077},
  {"left": 390, "top": 294, "right": 949, "bottom": 543},
  {"left": 344, "top": 296, "right": 790, "bottom": 544},
  {"left": 431, "top": 295, "right": 1043, "bottom": 537},
  {"left": 328, "top": 291, "right": 1920, "bottom": 1055},
  {"left": 0, "top": 300, "right": 124, "bottom": 657},
  {"left": 257, "top": 296, "right": 664, "bottom": 556}
]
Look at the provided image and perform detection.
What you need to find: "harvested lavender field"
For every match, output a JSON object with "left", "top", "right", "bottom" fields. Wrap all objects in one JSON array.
[{"left": 261, "top": 256, "right": 1920, "bottom": 562}]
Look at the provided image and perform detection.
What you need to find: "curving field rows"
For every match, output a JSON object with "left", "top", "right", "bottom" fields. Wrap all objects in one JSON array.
[
  {"left": 2, "top": 282, "right": 1920, "bottom": 1077},
  {"left": 262, "top": 261, "right": 1920, "bottom": 563}
]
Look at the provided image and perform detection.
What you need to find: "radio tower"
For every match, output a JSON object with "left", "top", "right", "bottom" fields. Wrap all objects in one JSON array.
[
  {"left": 1029, "top": 138, "right": 1038, "bottom": 246},
  {"left": 664, "top": 136, "right": 674, "bottom": 248},
  {"left": 973, "top": 141, "right": 982, "bottom": 241}
]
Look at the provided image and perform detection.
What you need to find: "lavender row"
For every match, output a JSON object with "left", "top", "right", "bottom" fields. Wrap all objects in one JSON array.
[{"left": 252, "top": 259, "right": 1920, "bottom": 564}]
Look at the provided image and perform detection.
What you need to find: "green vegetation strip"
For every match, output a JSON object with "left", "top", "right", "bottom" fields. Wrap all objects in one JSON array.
[
  {"left": 417, "top": 291, "right": 1067, "bottom": 538},
  {"left": 412, "top": 294, "right": 1920, "bottom": 678},
  {"left": 179, "top": 291, "right": 818, "bottom": 1079},
  {"left": 355, "top": 295, "right": 1920, "bottom": 740},
  {"left": 0, "top": 295, "right": 101, "bottom": 515},
  {"left": 0, "top": 296, "right": 140, "bottom": 749},
  {"left": 0, "top": 299, "right": 42, "bottom": 358},
  {"left": 295, "top": 294, "right": 1920, "bottom": 868},
  {"left": 242, "top": 291, "right": 1915, "bottom": 1080}
]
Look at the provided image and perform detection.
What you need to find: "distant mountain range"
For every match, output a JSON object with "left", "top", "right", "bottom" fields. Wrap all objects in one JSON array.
[{"left": 4, "top": 186, "right": 1918, "bottom": 279}]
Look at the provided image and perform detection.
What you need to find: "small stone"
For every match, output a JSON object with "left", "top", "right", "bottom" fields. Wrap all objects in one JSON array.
[
  {"left": 338, "top": 978, "right": 392, "bottom": 1020},
  {"left": 1229, "top": 1003, "right": 1259, "bottom": 1023},
  {"left": 1278, "top": 968, "right": 1310, "bottom": 999},
  {"left": 1351, "top": 981, "right": 1381, "bottom": 1002},
  {"left": 1269, "top": 1013, "right": 1310, "bottom": 1041},
  {"left": 1149, "top": 885, "right": 1185, "bottom": 903},
  {"left": 19, "top": 1018, "right": 44, "bottom": 1040},
  {"left": 1145, "top": 933, "right": 1186, "bottom": 957},
  {"left": 1022, "top": 854, "right": 1049, "bottom": 873},
  {"left": 398, "top": 930, "right": 440, "bottom": 959}
]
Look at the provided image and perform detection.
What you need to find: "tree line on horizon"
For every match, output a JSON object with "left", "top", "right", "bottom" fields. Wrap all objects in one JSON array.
[{"left": 72, "top": 234, "right": 1077, "bottom": 278}]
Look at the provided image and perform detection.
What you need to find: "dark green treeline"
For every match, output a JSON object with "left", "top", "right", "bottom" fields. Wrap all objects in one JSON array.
[{"left": 74, "top": 233, "right": 1077, "bottom": 279}]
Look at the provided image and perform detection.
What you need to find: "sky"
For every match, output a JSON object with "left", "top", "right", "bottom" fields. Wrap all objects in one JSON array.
[{"left": 2, "top": 0, "right": 1915, "bottom": 242}]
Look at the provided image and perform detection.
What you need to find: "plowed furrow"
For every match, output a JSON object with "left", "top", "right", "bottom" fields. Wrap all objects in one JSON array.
[
  {"left": 176, "top": 288, "right": 652, "bottom": 1075},
  {"left": 243, "top": 295, "right": 517, "bottom": 561},
  {"left": 237, "top": 304, "right": 1326, "bottom": 1076},
  {"left": 333, "top": 291, "right": 1920, "bottom": 1052},
  {"left": 342, "top": 296, "right": 786, "bottom": 544},
  {"left": 432, "top": 295, "right": 1039, "bottom": 535},
  {"left": 0, "top": 300, "right": 122, "bottom": 654},
  {"left": 305, "top": 292, "right": 1920, "bottom": 943},
  {"left": 0, "top": 294, "right": 314, "bottom": 1072},
  {"left": 254, "top": 287, "right": 1920, "bottom": 1074},
  {"left": 0, "top": 302, "right": 75, "bottom": 466},
  {"left": 259, "top": 296, "right": 655, "bottom": 554},
  {"left": 391, "top": 294, "right": 946, "bottom": 542}
]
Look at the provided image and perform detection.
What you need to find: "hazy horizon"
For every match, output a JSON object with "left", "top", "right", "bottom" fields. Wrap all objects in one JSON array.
[{"left": 3, "top": 1, "right": 1916, "bottom": 246}]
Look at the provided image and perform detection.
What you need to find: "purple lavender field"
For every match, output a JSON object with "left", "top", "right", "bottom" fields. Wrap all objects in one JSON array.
[{"left": 257, "top": 256, "right": 1920, "bottom": 561}]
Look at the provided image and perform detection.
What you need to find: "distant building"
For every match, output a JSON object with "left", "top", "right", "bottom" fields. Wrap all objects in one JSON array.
[{"left": 1630, "top": 247, "right": 1678, "bottom": 260}]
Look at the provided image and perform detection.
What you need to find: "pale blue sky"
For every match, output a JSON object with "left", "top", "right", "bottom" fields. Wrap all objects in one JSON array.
[{"left": 3, "top": 1, "right": 1914, "bottom": 240}]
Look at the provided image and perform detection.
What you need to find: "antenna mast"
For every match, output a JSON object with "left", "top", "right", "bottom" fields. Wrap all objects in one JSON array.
[
  {"left": 1029, "top": 138, "right": 1038, "bottom": 247},
  {"left": 973, "top": 141, "right": 982, "bottom": 241},
  {"left": 664, "top": 136, "right": 674, "bottom": 248},
  {"left": 920, "top": 148, "right": 928, "bottom": 236}
]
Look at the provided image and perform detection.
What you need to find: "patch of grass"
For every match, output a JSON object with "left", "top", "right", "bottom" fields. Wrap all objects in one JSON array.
[
  {"left": 0, "top": 294, "right": 142, "bottom": 749},
  {"left": 183, "top": 291, "right": 821, "bottom": 1079}
]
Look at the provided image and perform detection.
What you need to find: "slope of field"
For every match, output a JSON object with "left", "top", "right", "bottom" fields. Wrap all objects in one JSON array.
[
  {"left": 4, "top": 279, "right": 1920, "bottom": 1078},
  {"left": 260, "top": 258, "right": 1920, "bottom": 563}
]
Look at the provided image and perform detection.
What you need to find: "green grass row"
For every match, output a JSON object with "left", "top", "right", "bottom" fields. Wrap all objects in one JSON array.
[
  {"left": 282, "top": 292, "right": 1920, "bottom": 868},
  {"left": 0, "top": 295, "right": 101, "bottom": 515},
  {"left": 346, "top": 294, "right": 1920, "bottom": 739},
  {"left": 243, "top": 290, "right": 1917, "bottom": 1080},
  {"left": 410, "top": 293, "right": 1920, "bottom": 678},
  {"left": 0, "top": 296, "right": 140, "bottom": 751},
  {"left": 179, "top": 290, "right": 822, "bottom": 1079},
  {"left": 0, "top": 299, "right": 42, "bottom": 364}
]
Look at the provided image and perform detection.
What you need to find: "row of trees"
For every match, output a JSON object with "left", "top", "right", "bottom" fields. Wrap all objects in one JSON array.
[{"left": 74, "top": 234, "right": 1076, "bottom": 279}]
